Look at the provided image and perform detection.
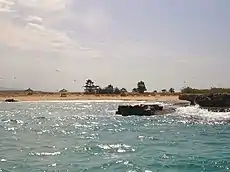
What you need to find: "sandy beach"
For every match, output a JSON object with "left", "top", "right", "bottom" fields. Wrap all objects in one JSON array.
[{"left": 0, "top": 92, "right": 185, "bottom": 103}]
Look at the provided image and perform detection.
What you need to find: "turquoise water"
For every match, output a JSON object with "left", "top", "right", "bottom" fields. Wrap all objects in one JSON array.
[{"left": 1, "top": 101, "right": 230, "bottom": 172}]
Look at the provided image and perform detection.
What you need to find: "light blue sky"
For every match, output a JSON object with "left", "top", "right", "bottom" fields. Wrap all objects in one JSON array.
[{"left": 0, "top": 0, "right": 230, "bottom": 91}]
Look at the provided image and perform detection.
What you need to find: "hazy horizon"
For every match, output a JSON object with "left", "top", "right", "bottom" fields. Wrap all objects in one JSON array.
[{"left": 1, "top": 0, "right": 230, "bottom": 92}]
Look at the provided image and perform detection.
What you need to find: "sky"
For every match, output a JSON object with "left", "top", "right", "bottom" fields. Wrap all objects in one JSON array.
[{"left": 0, "top": 0, "right": 230, "bottom": 92}]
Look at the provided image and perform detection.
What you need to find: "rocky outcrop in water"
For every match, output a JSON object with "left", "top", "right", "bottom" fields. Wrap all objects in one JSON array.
[
  {"left": 116, "top": 104, "right": 175, "bottom": 116},
  {"left": 4, "top": 99, "right": 18, "bottom": 102},
  {"left": 179, "top": 93, "right": 230, "bottom": 111}
]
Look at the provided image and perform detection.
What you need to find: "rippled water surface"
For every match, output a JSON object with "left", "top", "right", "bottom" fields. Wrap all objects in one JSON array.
[{"left": 1, "top": 101, "right": 230, "bottom": 172}]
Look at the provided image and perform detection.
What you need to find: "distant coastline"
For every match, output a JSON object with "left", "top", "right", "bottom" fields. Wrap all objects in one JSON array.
[
  {"left": 0, "top": 91, "right": 183, "bottom": 103},
  {"left": 1, "top": 79, "right": 230, "bottom": 103}
]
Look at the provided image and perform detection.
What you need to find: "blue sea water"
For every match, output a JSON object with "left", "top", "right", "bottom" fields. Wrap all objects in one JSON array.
[{"left": 1, "top": 101, "right": 230, "bottom": 172}]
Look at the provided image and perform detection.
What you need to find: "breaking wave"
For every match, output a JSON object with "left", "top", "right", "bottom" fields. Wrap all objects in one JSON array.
[{"left": 175, "top": 105, "right": 230, "bottom": 124}]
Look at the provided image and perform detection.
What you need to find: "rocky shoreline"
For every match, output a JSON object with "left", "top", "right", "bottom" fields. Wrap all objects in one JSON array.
[
  {"left": 4, "top": 93, "right": 230, "bottom": 115},
  {"left": 179, "top": 93, "right": 230, "bottom": 112},
  {"left": 116, "top": 93, "right": 230, "bottom": 116}
]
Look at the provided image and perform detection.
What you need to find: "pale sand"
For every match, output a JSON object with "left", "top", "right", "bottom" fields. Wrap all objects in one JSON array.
[{"left": 0, "top": 93, "right": 186, "bottom": 103}]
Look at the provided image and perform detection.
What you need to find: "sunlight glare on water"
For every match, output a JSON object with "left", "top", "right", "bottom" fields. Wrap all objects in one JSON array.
[{"left": 0, "top": 101, "right": 230, "bottom": 172}]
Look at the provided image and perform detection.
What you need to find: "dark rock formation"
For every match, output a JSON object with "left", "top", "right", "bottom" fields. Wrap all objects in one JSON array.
[
  {"left": 179, "top": 93, "right": 230, "bottom": 111},
  {"left": 4, "top": 99, "right": 18, "bottom": 102},
  {"left": 116, "top": 104, "right": 175, "bottom": 116},
  {"left": 179, "top": 94, "right": 199, "bottom": 105}
]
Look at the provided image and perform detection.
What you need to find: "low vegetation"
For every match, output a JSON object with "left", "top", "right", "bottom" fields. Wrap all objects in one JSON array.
[
  {"left": 82, "top": 79, "right": 176, "bottom": 95},
  {"left": 3, "top": 80, "right": 230, "bottom": 96},
  {"left": 181, "top": 87, "right": 230, "bottom": 94}
]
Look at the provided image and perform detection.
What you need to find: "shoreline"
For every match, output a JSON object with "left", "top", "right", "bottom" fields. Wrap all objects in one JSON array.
[{"left": 0, "top": 93, "right": 188, "bottom": 104}]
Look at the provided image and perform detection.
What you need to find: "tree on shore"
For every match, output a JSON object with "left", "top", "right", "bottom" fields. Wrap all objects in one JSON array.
[
  {"left": 59, "top": 88, "right": 68, "bottom": 93},
  {"left": 114, "top": 87, "right": 121, "bottom": 94},
  {"left": 25, "top": 88, "right": 33, "bottom": 92},
  {"left": 25, "top": 88, "right": 34, "bottom": 95},
  {"left": 83, "top": 79, "right": 99, "bottom": 93},
  {"left": 97, "top": 84, "right": 114, "bottom": 94},
  {"left": 161, "top": 89, "right": 167, "bottom": 93},
  {"left": 120, "top": 88, "right": 127, "bottom": 93},
  {"left": 137, "top": 81, "right": 147, "bottom": 93},
  {"left": 169, "top": 88, "right": 175, "bottom": 93},
  {"left": 59, "top": 88, "right": 68, "bottom": 97},
  {"left": 95, "top": 84, "right": 128, "bottom": 94},
  {"left": 132, "top": 88, "right": 138, "bottom": 93},
  {"left": 106, "top": 84, "right": 114, "bottom": 94}
]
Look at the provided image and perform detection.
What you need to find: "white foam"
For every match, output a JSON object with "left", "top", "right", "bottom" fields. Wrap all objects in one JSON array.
[
  {"left": 98, "top": 143, "right": 133, "bottom": 153},
  {"left": 154, "top": 101, "right": 172, "bottom": 106},
  {"left": 18, "top": 100, "right": 147, "bottom": 103},
  {"left": 30, "top": 151, "right": 61, "bottom": 156},
  {"left": 176, "top": 105, "right": 230, "bottom": 121},
  {"left": 131, "top": 101, "right": 170, "bottom": 106}
]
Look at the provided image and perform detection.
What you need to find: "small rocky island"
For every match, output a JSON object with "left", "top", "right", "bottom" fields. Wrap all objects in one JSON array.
[
  {"left": 179, "top": 93, "right": 230, "bottom": 112},
  {"left": 116, "top": 104, "right": 175, "bottom": 116}
]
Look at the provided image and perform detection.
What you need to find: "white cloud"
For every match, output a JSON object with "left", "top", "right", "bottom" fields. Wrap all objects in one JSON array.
[
  {"left": 0, "top": 0, "right": 104, "bottom": 58},
  {"left": 26, "top": 15, "right": 43, "bottom": 23},
  {"left": 1, "top": 19, "right": 71, "bottom": 53},
  {"left": 17, "top": 0, "right": 67, "bottom": 12},
  {"left": 0, "top": 0, "right": 15, "bottom": 12}
]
